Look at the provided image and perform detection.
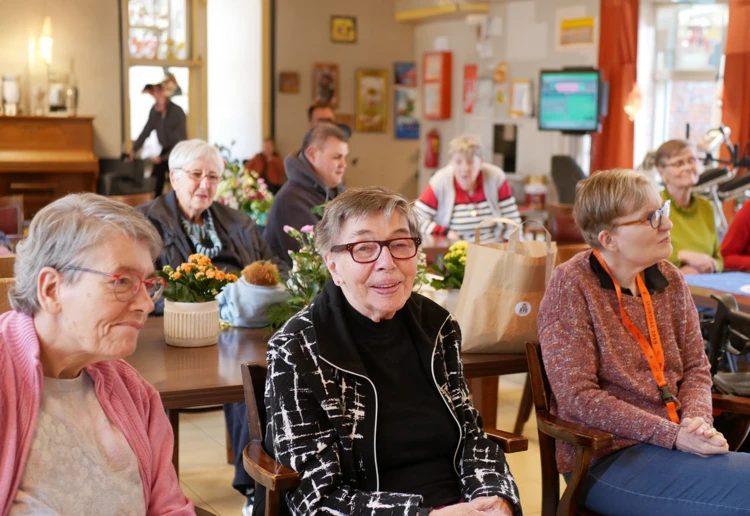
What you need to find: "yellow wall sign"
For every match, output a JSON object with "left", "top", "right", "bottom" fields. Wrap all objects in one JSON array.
[
  {"left": 558, "top": 16, "right": 596, "bottom": 50},
  {"left": 331, "top": 16, "right": 357, "bottom": 43}
]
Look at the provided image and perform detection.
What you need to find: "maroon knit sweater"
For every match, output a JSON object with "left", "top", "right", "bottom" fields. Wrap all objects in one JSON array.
[{"left": 537, "top": 251, "right": 713, "bottom": 474}]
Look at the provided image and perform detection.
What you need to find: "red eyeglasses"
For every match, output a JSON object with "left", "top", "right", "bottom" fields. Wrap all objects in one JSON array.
[{"left": 61, "top": 266, "right": 167, "bottom": 302}]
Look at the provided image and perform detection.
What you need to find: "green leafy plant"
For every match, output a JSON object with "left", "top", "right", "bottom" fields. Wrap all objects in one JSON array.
[
  {"left": 158, "top": 253, "right": 239, "bottom": 302},
  {"left": 429, "top": 241, "right": 467, "bottom": 290},
  {"left": 267, "top": 225, "right": 331, "bottom": 329}
]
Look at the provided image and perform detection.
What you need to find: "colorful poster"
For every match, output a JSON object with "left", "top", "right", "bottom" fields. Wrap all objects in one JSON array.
[
  {"left": 463, "top": 64, "right": 478, "bottom": 114},
  {"left": 558, "top": 16, "right": 596, "bottom": 50},
  {"left": 394, "top": 62, "right": 419, "bottom": 139}
]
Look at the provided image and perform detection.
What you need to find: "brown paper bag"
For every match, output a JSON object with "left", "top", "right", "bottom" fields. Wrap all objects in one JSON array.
[{"left": 454, "top": 217, "right": 557, "bottom": 354}]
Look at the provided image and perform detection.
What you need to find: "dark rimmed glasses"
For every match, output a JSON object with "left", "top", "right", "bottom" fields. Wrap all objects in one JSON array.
[
  {"left": 61, "top": 266, "right": 167, "bottom": 302},
  {"left": 613, "top": 200, "right": 671, "bottom": 230},
  {"left": 177, "top": 169, "right": 222, "bottom": 184},
  {"left": 331, "top": 237, "right": 422, "bottom": 264}
]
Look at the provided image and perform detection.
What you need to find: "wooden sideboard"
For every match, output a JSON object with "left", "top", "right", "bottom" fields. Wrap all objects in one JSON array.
[{"left": 0, "top": 116, "right": 99, "bottom": 220}]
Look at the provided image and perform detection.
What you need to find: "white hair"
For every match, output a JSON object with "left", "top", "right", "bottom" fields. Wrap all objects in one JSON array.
[
  {"left": 169, "top": 139, "right": 225, "bottom": 177},
  {"left": 10, "top": 193, "right": 163, "bottom": 315}
]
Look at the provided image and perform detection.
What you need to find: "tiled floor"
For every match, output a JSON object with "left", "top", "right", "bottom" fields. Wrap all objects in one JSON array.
[{"left": 179, "top": 373, "right": 545, "bottom": 516}]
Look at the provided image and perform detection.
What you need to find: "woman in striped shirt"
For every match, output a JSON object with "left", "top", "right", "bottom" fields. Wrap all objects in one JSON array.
[{"left": 414, "top": 135, "right": 521, "bottom": 242}]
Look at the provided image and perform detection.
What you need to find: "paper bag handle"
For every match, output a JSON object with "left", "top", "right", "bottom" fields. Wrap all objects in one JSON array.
[
  {"left": 507, "top": 220, "right": 553, "bottom": 254},
  {"left": 473, "top": 217, "right": 520, "bottom": 243}
]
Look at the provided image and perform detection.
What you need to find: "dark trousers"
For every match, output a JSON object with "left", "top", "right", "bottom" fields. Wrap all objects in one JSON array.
[
  {"left": 223, "top": 402, "right": 253, "bottom": 497},
  {"left": 153, "top": 160, "right": 169, "bottom": 197}
]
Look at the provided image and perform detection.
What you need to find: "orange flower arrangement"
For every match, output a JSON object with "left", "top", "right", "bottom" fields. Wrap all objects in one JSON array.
[{"left": 159, "top": 254, "right": 239, "bottom": 302}]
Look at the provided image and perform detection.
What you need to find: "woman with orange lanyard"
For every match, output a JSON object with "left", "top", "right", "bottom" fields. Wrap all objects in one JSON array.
[{"left": 538, "top": 169, "right": 750, "bottom": 516}]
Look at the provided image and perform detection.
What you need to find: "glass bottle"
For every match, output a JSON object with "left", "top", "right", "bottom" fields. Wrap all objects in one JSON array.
[{"left": 65, "top": 59, "right": 79, "bottom": 116}]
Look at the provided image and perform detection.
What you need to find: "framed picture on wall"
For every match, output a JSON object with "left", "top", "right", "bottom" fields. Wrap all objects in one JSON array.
[
  {"left": 356, "top": 69, "right": 388, "bottom": 133},
  {"left": 509, "top": 79, "right": 533, "bottom": 117},
  {"left": 394, "top": 62, "right": 419, "bottom": 139},
  {"left": 331, "top": 16, "right": 357, "bottom": 43},
  {"left": 279, "top": 72, "right": 300, "bottom": 94},
  {"left": 422, "top": 51, "right": 452, "bottom": 119},
  {"left": 312, "top": 63, "right": 339, "bottom": 108}
]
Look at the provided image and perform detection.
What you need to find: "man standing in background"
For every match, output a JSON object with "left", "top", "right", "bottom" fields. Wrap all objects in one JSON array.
[{"left": 129, "top": 76, "right": 187, "bottom": 197}]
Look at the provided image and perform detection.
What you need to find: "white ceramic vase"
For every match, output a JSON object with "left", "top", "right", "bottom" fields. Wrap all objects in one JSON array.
[{"left": 163, "top": 299, "right": 220, "bottom": 348}]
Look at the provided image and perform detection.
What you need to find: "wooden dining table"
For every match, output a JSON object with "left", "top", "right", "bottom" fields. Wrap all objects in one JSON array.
[{"left": 126, "top": 318, "right": 529, "bottom": 475}]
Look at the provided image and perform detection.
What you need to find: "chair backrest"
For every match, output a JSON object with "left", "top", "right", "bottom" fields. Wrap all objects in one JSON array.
[
  {"left": 106, "top": 192, "right": 155, "bottom": 207},
  {"left": 0, "top": 278, "right": 15, "bottom": 314},
  {"left": 551, "top": 155, "right": 586, "bottom": 205},
  {"left": 525, "top": 342, "right": 560, "bottom": 514},
  {"left": 0, "top": 195, "right": 24, "bottom": 235},
  {"left": 242, "top": 362, "right": 268, "bottom": 442},
  {"left": 556, "top": 243, "right": 590, "bottom": 266},
  {"left": 708, "top": 293, "right": 750, "bottom": 375},
  {"left": 547, "top": 202, "right": 586, "bottom": 245},
  {"left": 0, "top": 255, "right": 14, "bottom": 278}
]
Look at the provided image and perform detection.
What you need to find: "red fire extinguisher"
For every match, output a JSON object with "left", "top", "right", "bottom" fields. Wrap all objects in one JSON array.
[{"left": 425, "top": 129, "right": 440, "bottom": 168}]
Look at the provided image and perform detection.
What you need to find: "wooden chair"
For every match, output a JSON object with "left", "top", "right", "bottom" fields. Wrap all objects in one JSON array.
[
  {"left": 0, "top": 255, "right": 14, "bottom": 278},
  {"left": 547, "top": 203, "right": 585, "bottom": 245},
  {"left": 0, "top": 278, "right": 14, "bottom": 314},
  {"left": 526, "top": 341, "right": 750, "bottom": 516},
  {"left": 241, "top": 362, "right": 529, "bottom": 516},
  {"left": 556, "top": 244, "right": 590, "bottom": 266},
  {"left": 106, "top": 192, "right": 155, "bottom": 207}
]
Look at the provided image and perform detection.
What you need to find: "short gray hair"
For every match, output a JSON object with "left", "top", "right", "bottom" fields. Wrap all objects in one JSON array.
[
  {"left": 301, "top": 123, "right": 349, "bottom": 154},
  {"left": 315, "top": 187, "right": 420, "bottom": 255},
  {"left": 10, "top": 193, "right": 163, "bottom": 315},
  {"left": 169, "top": 139, "right": 224, "bottom": 177}
]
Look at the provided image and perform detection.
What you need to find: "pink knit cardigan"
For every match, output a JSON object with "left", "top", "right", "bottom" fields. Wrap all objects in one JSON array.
[{"left": 0, "top": 311, "right": 194, "bottom": 515}]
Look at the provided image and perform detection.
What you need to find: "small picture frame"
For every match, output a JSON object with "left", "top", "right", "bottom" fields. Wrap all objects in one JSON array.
[
  {"left": 331, "top": 16, "right": 357, "bottom": 43},
  {"left": 356, "top": 69, "right": 388, "bottom": 133},
  {"left": 509, "top": 79, "right": 533, "bottom": 118},
  {"left": 312, "top": 63, "right": 339, "bottom": 108},
  {"left": 279, "top": 72, "right": 300, "bottom": 94}
]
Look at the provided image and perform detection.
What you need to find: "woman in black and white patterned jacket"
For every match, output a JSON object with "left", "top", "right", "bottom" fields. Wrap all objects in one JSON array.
[{"left": 257, "top": 187, "right": 521, "bottom": 516}]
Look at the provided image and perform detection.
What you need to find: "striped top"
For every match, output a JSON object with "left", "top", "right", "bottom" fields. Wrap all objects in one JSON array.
[{"left": 415, "top": 175, "right": 521, "bottom": 242}]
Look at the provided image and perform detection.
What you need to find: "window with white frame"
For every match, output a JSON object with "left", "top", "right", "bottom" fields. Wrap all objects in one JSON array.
[{"left": 651, "top": 2, "right": 728, "bottom": 149}]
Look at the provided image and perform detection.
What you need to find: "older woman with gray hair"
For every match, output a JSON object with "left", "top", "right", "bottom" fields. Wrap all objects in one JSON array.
[
  {"left": 0, "top": 193, "right": 193, "bottom": 514},
  {"left": 415, "top": 134, "right": 520, "bottom": 243},
  {"left": 258, "top": 186, "right": 521, "bottom": 516},
  {"left": 138, "top": 138, "right": 287, "bottom": 510}
]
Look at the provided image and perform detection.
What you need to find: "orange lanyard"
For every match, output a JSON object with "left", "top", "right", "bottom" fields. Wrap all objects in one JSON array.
[{"left": 593, "top": 250, "right": 680, "bottom": 424}]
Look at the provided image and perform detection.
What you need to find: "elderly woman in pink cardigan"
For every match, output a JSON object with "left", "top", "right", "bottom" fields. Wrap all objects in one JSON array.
[{"left": 0, "top": 193, "right": 193, "bottom": 515}]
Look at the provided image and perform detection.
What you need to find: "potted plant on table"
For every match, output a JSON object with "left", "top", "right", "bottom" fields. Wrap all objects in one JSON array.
[
  {"left": 421, "top": 240, "right": 467, "bottom": 313},
  {"left": 214, "top": 143, "right": 274, "bottom": 227},
  {"left": 159, "top": 254, "right": 239, "bottom": 347}
]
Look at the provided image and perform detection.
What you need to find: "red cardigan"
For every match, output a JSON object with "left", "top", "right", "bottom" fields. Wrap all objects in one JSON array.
[
  {"left": 537, "top": 251, "right": 713, "bottom": 473},
  {"left": 722, "top": 201, "right": 750, "bottom": 271}
]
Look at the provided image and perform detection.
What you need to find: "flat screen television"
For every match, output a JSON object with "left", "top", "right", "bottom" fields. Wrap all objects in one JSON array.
[{"left": 538, "top": 70, "right": 601, "bottom": 133}]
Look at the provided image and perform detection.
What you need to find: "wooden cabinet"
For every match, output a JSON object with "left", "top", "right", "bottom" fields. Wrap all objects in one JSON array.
[{"left": 0, "top": 116, "right": 99, "bottom": 220}]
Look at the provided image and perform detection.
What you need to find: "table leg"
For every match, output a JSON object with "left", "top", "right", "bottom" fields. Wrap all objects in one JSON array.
[
  {"left": 513, "top": 374, "right": 534, "bottom": 435},
  {"left": 168, "top": 409, "right": 180, "bottom": 477},
  {"left": 226, "top": 427, "right": 234, "bottom": 465},
  {"left": 468, "top": 376, "right": 498, "bottom": 428}
]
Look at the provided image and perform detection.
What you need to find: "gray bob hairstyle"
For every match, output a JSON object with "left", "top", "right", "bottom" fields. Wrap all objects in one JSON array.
[
  {"left": 169, "top": 139, "right": 225, "bottom": 177},
  {"left": 10, "top": 193, "right": 163, "bottom": 315},
  {"left": 315, "top": 186, "right": 421, "bottom": 255}
]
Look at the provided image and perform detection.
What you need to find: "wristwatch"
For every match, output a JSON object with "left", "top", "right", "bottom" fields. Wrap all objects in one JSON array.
[{"left": 418, "top": 508, "right": 432, "bottom": 516}]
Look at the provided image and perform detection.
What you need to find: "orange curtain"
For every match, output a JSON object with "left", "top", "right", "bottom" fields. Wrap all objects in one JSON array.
[
  {"left": 722, "top": 0, "right": 750, "bottom": 161},
  {"left": 590, "top": 0, "right": 639, "bottom": 173}
]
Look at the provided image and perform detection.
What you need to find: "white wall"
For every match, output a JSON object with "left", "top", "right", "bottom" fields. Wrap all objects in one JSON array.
[
  {"left": 207, "top": 0, "right": 262, "bottom": 160},
  {"left": 0, "top": 0, "right": 121, "bottom": 157},
  {"left": 415, "top": 0, "right": 600, "bottom": 194}
]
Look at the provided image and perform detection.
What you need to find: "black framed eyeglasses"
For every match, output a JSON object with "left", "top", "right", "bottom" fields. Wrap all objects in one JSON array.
[
  {"left": 60, "top": 266, "right": 166, "bottom": 302},
  {"left": 613, "top": 200, "right": 671, "bottom": 230},
  {"left": 331, "top": 237, "right": 422, "bottom": 264}
]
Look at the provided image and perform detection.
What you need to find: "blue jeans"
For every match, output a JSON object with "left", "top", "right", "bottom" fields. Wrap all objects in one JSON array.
[
  {"left": 575, "top": 444, "right": 750, "bottom": 515},
  {"left": 223, "top": 402, "right": 253, "bottom": 497}
]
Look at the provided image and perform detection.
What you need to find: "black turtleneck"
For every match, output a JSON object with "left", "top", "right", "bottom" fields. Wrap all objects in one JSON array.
[{"left": 343, "top": 299, "right": 461, "bottom": 507}]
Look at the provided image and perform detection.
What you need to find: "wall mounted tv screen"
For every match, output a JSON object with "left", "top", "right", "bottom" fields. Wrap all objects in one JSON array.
[{"left": 538, "top": 70, "right": 600, "bottom": 133}]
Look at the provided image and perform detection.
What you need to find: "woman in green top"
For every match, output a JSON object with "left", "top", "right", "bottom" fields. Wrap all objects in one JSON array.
[{"left": 643, "top": 140, "right": 723, "bottom": 274}]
